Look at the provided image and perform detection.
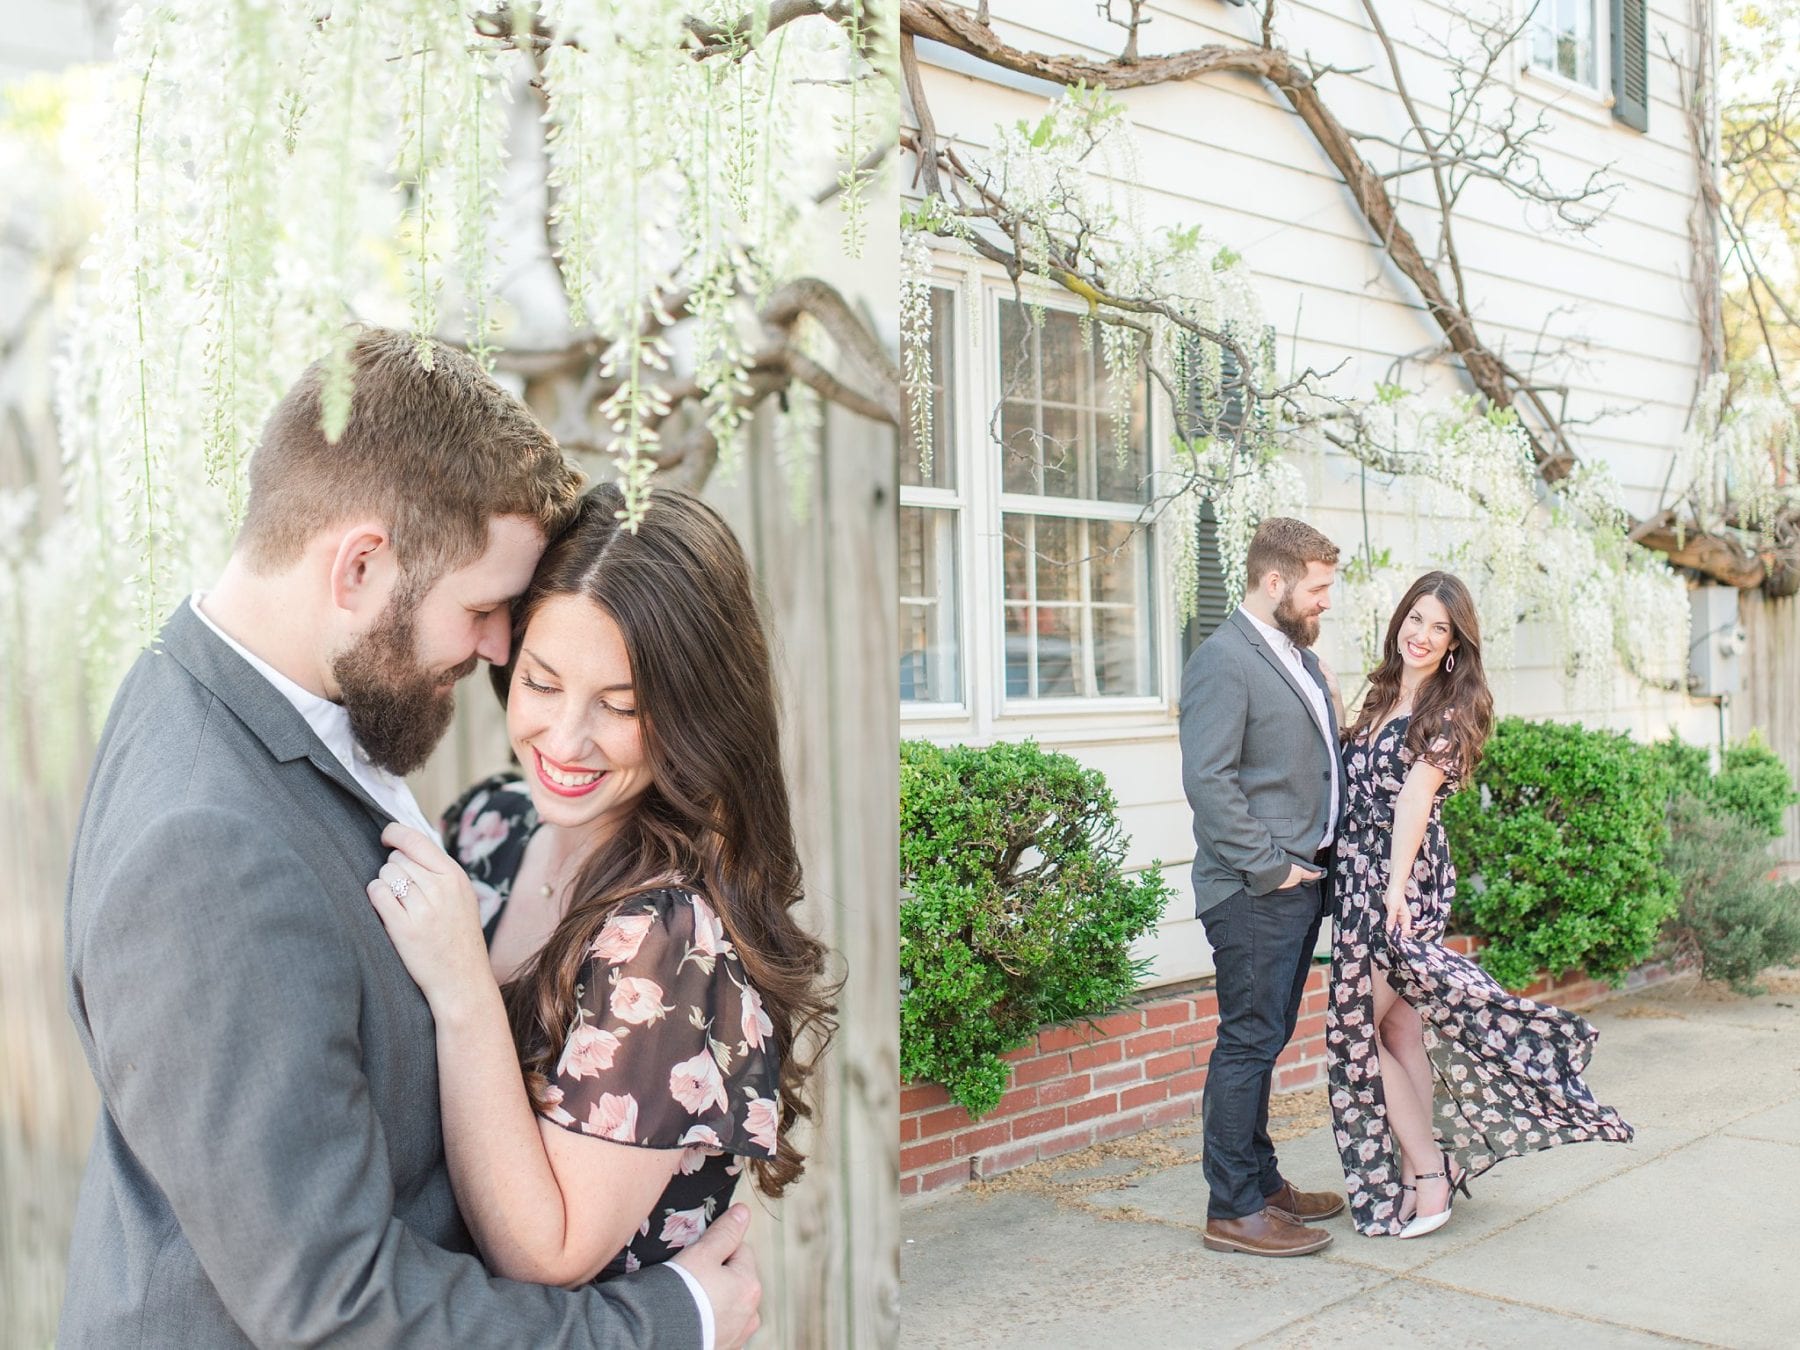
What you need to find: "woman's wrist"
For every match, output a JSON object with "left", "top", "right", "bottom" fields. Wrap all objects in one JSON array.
[{"left": 425, "top": 966, "right": 504, "bottom": 1029}]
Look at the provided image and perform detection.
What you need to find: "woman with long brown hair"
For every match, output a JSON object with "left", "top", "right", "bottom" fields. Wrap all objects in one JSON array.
[
  {"left": 364, "top": 482, "right": 834, "bottom": 1286},
  {"left": 1327, "top": 571, "right": 1631, "bottom": 1239}
]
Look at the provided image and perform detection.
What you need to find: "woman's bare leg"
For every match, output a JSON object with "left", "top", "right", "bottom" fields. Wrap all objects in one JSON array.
[
  {"left": 1371, "top": 974, "right": 1449, "bottom": 1221},
  {"left": 1377, "top": 991, "right": 1433, "bottom": 1217}
]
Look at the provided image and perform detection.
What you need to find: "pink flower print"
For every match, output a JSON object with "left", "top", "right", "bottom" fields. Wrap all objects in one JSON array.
[
  {"left": 457, "top": 800, "right": 509, "bottom": 867},
  {"left": 557, "top": 1022, "right": 623, "bottom": 1080},
  {"left": 659, "top": 1206, "right": 710, "bottom": 1250},
  {"left": 679, "top": 1146, "right": 713, "bottom": 1175},
  {"left": 540, "top": 1083, "right": 576, "bottom": 1128},
  {"left": 472, "top": 878, "right": 504, "bottom": 929},
  {"left": 591, "top": 912, "right": 656, "bottom": 965},
  {"left": 623, "top": 1250, "right": 641, "bottom": 1274},
  {"left": 610, "top": 976, "right": 673, "bottom": 1025},
  {"left": 745, "top": 1095, "right": 779, "bottom": 1154},
  {"left": 584, "top": 1092, "right": 639, "bottom": 1143},
  {"left": 689, "top": 894, "right": 730, "bottom": 958},
  {"left": 740, "top": 984, "right": 773, "bottom": 1050},
  {"left": 669, "top": 1051, "right": 728, "bottom": 1116},
  {"left": 679, "top": 1124, "right": 724, "bottom": 1149}
]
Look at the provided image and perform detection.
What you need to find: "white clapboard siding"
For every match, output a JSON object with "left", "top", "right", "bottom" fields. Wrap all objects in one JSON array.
[{"left": 908, "top": 0, "right": 1728, "bottom": 990}]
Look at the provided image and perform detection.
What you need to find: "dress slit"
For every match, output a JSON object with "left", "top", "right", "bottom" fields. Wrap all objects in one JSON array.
[{"left": 1326, "top": 715, "right": 1634, "bottom": 1237}]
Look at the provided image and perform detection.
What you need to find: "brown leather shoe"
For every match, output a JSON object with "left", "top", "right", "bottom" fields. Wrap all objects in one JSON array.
[
  {"left": 1202, "top": 1206, "right": 1333, "bottom": 1256},
  {"left": 1263, "top": 1179, "right": 1347, "bottom": 1224}
]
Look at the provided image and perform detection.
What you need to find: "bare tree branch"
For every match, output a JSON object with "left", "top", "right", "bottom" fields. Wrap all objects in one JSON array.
[{"left": 901, "top": 0, "right": 1795, "bottom": 588}]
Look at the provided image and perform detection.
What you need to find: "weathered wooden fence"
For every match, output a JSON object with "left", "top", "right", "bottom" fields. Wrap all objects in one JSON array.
[
  {"left": 1742, "top": 589, "right": 1800, "bottom": 872},
  {"left": 0, "top": 406, "right": 898, "bottom": 1347}
]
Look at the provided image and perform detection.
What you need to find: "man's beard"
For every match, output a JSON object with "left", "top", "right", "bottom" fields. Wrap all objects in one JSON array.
[
  {"left": 1273, "top": 584, "right": 1320, "bottom": 647},
  {"left": 332, "top": 590, "right": 476, "bottom": 776}
]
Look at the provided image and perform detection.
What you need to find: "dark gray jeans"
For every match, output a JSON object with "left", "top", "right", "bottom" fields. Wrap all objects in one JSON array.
[{"left": 1198, "top": 876, "right": 1327, "bottom": 1220}]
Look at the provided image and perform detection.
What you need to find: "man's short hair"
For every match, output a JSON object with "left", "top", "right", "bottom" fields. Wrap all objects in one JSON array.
[
  {"left": 236, "top": 327, "right": 584, "bottom": 582},
  {"left": 1245, "top": 516, "right": 1340, "bottom": 592}
]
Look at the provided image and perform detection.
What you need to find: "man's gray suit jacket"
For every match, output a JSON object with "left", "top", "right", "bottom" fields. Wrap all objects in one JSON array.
[
  {"left": 60, "top": 601, "right": 698, "bottom": 1348},
  {"left": 1179, "top": 609, "right": 1341, "bottom": 916}
]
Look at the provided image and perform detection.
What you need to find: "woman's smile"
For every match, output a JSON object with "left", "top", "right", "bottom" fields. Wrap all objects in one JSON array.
[{"left": 531, "top": 746, "right": 609, "bottom": 798}]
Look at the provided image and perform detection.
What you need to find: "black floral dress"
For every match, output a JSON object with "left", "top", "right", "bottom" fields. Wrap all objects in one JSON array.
[
  {"left": 1326, "top": 713, "right": 1634, "bottom": 1237},
  {"left": 443, "top": 775, "right": 781, "bottom": 1277}
]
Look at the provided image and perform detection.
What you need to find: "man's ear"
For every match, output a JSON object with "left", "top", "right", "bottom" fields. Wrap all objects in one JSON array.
[{"left": 327, "top": 521, "right": 396, "bottom": 617}]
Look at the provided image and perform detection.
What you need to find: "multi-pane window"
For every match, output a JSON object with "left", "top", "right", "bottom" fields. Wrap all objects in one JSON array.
[
  {"left": 1002, "top": 514, "right": 1157, "bottom": 698},
  {"left": 996, "top": 299, "right": 1157, "bottom": 701},
  {"left": 1530, "top": 0, "right": 1598, "bottom": 86},
  {"left": 899, "top": 286, "right": 962, "bottom": 705}
]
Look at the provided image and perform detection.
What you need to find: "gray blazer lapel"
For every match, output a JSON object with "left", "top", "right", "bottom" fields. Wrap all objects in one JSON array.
[
  {"left": 1299, "top": 646, "right": 1340, "bottom": 743},
  {"left": 156, "top": 600, "right": 395, "bottom": 828},
  {"left": 1227, "top": 608, "right": 1322, "bottom": 723}
]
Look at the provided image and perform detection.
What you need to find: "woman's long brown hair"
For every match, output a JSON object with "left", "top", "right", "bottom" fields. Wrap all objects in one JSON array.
[
  {"left": 1342, "top": 570, "right": 1495, "bottom": 779},
  {"left": 494, "top": 483, "right": 837, "bottom": 1197}
]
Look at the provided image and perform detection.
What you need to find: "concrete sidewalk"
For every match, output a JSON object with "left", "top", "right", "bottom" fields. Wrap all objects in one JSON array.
[{"left": 900, "top": 973, "right": 1800, "bottom": 1349}]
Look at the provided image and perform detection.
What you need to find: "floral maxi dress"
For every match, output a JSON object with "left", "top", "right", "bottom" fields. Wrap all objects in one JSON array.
[
  {"left": 1326, "top": 713, "right": 1634, "bottom": 1237},
  {"left": 444, "top": 775, "right": 782, "bottom": 1276}
]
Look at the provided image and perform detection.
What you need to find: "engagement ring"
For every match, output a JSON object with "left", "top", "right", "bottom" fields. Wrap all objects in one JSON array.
[{"left": 388, "top": 874, "right": 411, "bottom": 900}]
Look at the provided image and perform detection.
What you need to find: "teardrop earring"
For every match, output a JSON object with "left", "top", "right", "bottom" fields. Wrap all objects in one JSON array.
[{"left": 1445, "top": 652, "right": 1456, "bottom": 673}]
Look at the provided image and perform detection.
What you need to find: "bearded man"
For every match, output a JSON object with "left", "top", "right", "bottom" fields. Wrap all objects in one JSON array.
[
  {"left": 1178, "top": 516, "right": 1349, "bottom": 1258},
  {"left": 59, "top": 329, "right": 760, "bottom": 1348}
]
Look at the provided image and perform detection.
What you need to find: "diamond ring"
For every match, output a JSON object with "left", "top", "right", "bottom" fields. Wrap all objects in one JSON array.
[{"left": 388, "top": 873, "right": 411, "bottom": 901}]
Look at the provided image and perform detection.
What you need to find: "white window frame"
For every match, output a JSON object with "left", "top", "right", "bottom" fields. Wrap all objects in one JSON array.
[
  {"left": 1519, "top": 0, "right": 1615, "bottom": 110},
  {"left": 986, "top": 282, "right": 1166, "bottom": 730},
  {"left": 899, "top": 272, "right": 974, "bottom": 719},
  {"left": 902, "top": 251, "right": 1188, "bottom": 744}
]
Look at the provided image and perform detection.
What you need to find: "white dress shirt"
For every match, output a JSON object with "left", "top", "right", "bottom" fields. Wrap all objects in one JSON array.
[
  {"left": 190, "top": 595, "right": 439, "bottom": 836},
  {"left": 1238, "top": 606, "right": 1340, "bottom": 851},
  {"left": 189, "top": 594, "right": 716, "bottom": 1347}
]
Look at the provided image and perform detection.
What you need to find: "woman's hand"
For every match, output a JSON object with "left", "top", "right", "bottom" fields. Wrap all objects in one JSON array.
[
  {"left": 366, "top": 822, "right": 495, "bottom": 1014},
  {"left": 1383, "top": 879, "right": 1413, "bottom": 941}
]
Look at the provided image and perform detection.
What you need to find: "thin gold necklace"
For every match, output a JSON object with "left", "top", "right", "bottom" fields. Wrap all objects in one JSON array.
[{"left": 535, "top": 833, "right": 582, "bottom": 901}]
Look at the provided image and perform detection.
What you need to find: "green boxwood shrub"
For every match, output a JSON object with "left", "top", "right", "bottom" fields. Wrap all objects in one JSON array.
[
  {"left": 900, "top": 739, "right": 1171, "bottom": 1117},
  {"left": 1444, "top": 717, "right": 1679, "bottom": 990},
  {"left": 1650, "top": 730, "right": 1799, "bottom": 839},
  {"left": 1711, "top": 732, "right": 1800, "bottom": 838},
  {"left": 1663, "top": 794, "right": 1800, "bottom": 994}
]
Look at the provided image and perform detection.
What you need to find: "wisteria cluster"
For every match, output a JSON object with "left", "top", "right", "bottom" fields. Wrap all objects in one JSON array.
[
  {"left": 42, "top": 0, "right": 880, "bottom": 723},
  {"left": 1676, "top": 372, "right": 1800, "bottom": 540}
]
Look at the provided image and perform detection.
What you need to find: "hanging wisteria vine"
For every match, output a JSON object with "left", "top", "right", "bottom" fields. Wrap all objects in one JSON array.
[{"left": 38, "top": 0, "right": 891, "bottom": 730}]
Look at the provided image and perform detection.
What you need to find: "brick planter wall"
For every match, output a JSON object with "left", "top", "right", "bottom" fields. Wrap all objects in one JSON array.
[{"left": 900, "top": 939, "right": 1695, "bottom": 1200}]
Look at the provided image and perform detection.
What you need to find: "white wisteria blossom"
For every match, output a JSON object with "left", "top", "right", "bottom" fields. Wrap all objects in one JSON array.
[
  {"left": 1676, "top": 372, "right": 1800, "bottom": 539},
  {"left": 42, "top": 0, "right": 889, "bottom": 724}
]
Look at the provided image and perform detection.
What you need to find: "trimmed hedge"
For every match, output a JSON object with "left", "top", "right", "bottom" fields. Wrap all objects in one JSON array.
[
  {"left": 900, "top": 739, "right": 1171, "bottom": 1117},
  {"left": 1650, "top": 730, "right": 1799, "bottom": 838},
  {"left": 1444, "top": 717, "right": 1679, "bottom": 990}
]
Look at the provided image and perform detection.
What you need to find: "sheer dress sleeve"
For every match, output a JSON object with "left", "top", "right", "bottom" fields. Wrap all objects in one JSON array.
[
  {"left": 1418, "top": 708, "right": 1464, "bottom": 790},
  {"left": 540, "top": 890, "right": 781, "bottom": 1161}
]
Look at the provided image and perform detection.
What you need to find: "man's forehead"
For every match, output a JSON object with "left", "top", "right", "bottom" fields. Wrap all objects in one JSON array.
[{"left": 445, "top": 515, "right": 546, "bottom": 593}]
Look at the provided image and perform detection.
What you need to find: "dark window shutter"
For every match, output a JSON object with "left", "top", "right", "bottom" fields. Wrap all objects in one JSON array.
[
  {"left": 1180, "top": 501, "right": 1234, "bottom": 662},
  {"left": 1181, "top": 334, "right": 1245, "bottom": 446},
  {"left": 1611, "top": 0, "right": 1648, "bottom": 132},
  {"left": 1177, "top": 335, "right": 1243, "bottom": 662}
]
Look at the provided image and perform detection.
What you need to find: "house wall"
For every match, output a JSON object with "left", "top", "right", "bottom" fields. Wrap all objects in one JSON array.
[
  {"left": 905, "top": 0, "right": 1731, "bottom": 989},
  {"left": 0, "top": 3, "right": 110, "bottom": 80}
]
